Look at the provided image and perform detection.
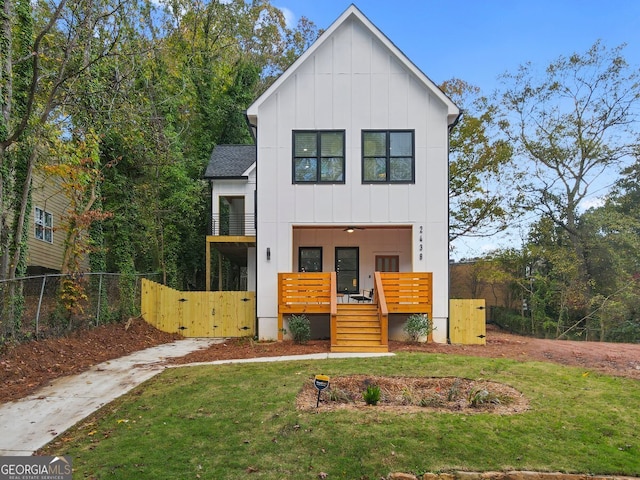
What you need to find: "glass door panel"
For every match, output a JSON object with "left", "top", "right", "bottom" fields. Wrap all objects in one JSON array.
[{"left": 336, "top": 247, "right": 359, "bottom": 294}]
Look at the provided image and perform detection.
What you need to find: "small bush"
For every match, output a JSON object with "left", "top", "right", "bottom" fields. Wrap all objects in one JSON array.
[
  {"left": 288, "top": 314, "right": 311, "bottom": 344},
  {"left": 420, "top": 395, "right": 445, "bottom": 408},
  {"left": 468, "top": 388, "right": 500, "bottom": 407},
  {"left": 447, "top": 378, "right": 463, "bottom": 401},
  {"left": 328, "top": 388, "right": 353, "bottom": 403},
  {"left": 606, "top": 319, "right": 640, "bottom": 343},
  {"left": 403, "top": 313, "right": 434, "bottom": 342},
  {"left": 362, "top": 384, "right": 381, "bottom": 405}
]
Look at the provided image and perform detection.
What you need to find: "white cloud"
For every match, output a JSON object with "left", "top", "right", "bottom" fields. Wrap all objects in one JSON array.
[
  {"left": 579, "top": 196, "right": 606, "bottom": 212},
  {"left": 276, "top": 6, "right": 296, "bottom": 28}
]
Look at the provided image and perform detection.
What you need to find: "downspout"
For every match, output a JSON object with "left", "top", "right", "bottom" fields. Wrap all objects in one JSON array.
[
  {"left": 244, "top": 110, "right": 259, "bottom": 338},
  {"left": 446, "top": 111, "right": 463, "bottom": 344},
  {"left": 244, "top": 110, "right": 257, "bottom": 144}
]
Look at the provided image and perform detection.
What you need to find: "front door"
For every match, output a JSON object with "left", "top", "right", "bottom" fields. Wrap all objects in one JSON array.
[{"left": 336, "top": 247, "right": 359, "bottom": 294}]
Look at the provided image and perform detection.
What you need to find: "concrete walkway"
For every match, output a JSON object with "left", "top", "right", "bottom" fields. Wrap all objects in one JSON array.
[{"left": 0, "top": 339, "right": 394, "bottom": 456}]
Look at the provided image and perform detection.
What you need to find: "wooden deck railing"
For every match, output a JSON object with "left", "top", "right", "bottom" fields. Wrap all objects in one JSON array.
[
  {"left": 277, "top": 271, "right": 432, "bottom": 342},
  {"left": 373, "top": 272, "right": 389, "bottom": 346},
  {"left": 378, "top": 272, "right": 432, "bottom": 317},
  {"left": 277, "top": 272, "right": 336, "bottom": 340}
]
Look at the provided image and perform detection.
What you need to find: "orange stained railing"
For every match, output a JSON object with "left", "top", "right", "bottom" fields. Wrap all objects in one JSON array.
[
  {"left": 378, "top": 272, "right": 432, "bottom": 318},
  {"left": 374, "top": 272, "right": 389, "bottom": 346},
  {"left": 277, "top": 272, "right": 336, "bottom": 340},
  {"left": 277, "top": 271, "right": 432, "bottom": 342}
]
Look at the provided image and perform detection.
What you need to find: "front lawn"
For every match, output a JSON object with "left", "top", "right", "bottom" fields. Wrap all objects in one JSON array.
[{"left": 40, "top": 353, "right": 640, "bottom": 479}]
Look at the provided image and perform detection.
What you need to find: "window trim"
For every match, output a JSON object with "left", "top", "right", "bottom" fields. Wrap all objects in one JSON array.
[
  {"left": 34, "top": 206, "right": 54, "bottom": 244},
  {"left": 375, "top": 255, "right": 399, "bottom": 272},
  {"left": 299, "top": 247, "right": 323, "bottom": 272},
  {"left": 335, "top": 246, "right": 359, "bottom": 294},
  {"left": 361, "top": 130, "right": 415, "bottom": 184},
  {"left": 292, "top": 130, "right": 346, "bottom": 184}
]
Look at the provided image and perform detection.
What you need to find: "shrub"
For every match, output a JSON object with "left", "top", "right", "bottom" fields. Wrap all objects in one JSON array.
[
  {"left": 403, "top": 313, "right": 434, "bottom": 342},
  {"left": 605, "top": 319, "right": 640, "bottom": 343},
  {"left": 288, "top": 314, "right": 311, "bottom": 344},
  {"left": 468, "top": 388, "right": 500, "bottom": 407},
  {"left": 362, "top": 384, "right": 381, "bottom": 405}
]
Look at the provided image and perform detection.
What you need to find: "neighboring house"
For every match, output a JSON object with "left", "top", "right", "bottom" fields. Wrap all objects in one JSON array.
[
  {"left": 205, "top": 5, "right": 459, "bottom": 349},
  {"left": 27, "top": 171, "right": 68, "bottom": 274},
  {"left": 204, "top": 145, "right": 257, "bottom": 291},
  {"left": 450, "top": 260, "right": 520, "bottom": 312}
]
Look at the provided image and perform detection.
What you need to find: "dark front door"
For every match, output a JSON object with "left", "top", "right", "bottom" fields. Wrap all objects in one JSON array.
[{"left": 336, "top": 247, "right": 359, "bottom": 294}]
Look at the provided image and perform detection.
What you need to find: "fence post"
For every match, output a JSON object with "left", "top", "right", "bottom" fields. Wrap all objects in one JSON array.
[
  {"left": 96, "top": 273, "right": 103, "bottom": 326},
  {"left": 35, "top": 275, "right": 47, "bottom": 335}
]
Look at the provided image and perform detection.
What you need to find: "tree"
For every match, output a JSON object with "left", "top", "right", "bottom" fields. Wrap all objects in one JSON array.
[
  {"left": 575, "top": 161, "right": 640, "bottom": 341},
  {"left": 442, "top": 79, "right": 515, "bottom": 244},
  {"left": 94, "top": 0, "right": 320, "bottom": 289},
  {"left": 0, "top": 0, "right": 136, "bottom": 281},
  {"left": 498, "top": 41, "right": 640, "bottom": 309}
]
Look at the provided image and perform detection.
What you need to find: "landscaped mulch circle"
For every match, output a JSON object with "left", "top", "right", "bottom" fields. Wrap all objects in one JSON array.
[{"left": 296, "top": 374, "right": 529, "bottom": 414}]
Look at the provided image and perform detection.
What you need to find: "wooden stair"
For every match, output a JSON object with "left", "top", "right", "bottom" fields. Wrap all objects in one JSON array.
[{"left": 331, "top": 303, "right": 388, "bottom": 353}]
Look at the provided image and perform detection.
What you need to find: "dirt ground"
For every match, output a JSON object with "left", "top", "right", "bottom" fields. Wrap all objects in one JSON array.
[{"left": 1, "top": 321, "right": 639, "bottom": 404}]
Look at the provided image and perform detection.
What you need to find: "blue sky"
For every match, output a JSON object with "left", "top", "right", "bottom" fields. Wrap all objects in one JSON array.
[
  {"left": 272, "top": 1, "right": 640, "bottom": 259},
  {"left": 275, "top": 1, "right": 640, "bottom": 95}
]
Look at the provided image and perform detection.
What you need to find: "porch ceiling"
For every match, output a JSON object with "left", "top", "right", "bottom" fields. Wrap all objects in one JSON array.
[{"left": 207, "top": 236, "right": 255, "bottom": 266}]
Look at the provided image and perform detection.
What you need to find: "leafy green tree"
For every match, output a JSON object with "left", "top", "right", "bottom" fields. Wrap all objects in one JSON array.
[
  {"left": 0, "top": 0, "right": 138, "bottom": 282},
  {"left": 498, "top": 41, "right": 640, "bottom": 312},
  {"left": 575, "top": 161, "right": 640, "bottom": 341},
  {"left": 442, "top": 79, "right": 515, "bottom": 244}
]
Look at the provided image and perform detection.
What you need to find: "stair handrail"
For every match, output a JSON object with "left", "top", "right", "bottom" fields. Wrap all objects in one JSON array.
[
  {"left": 329, "top": 272, "right": 337, "bottom": 316},
  {"left": 330, "top": 272, "right": 337, "bottom": 343},
  {"left": 374, "top": 272, "right": 388, "bottom": 346}
]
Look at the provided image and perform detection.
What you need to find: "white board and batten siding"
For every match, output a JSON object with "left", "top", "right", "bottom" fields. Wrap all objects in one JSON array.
[{"left": 248, "top": 7, "right": 458, "bottom": 342}]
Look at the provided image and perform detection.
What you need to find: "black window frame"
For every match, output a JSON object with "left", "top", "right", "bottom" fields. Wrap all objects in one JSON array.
[
  {"left": 335, "top": 247, "right": 359, "bottom": 294},
  {"left": 361, "top": 130, "right": 415, "bottom": 184},
  {"left": 298, "top": 247, "right": 323, "bottom": 272},
  {"left": 292, "top": 130, "right": 346, "bottom": 184}
]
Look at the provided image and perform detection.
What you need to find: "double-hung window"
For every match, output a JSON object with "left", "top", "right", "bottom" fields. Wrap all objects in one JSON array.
[
  {"left": 362, "top": 130, "right": 415, "bottom": 183},
  {"left": 293, "top": 130, "right": 345, "bottom": 183},
  {"left": 35, "top": 207, "right": 53, "bottom": 243}
]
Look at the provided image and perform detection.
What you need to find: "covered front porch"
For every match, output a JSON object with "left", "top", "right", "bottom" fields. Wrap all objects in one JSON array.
[{"left": 278, "top": 271, "right": 432, "bottom": 352}]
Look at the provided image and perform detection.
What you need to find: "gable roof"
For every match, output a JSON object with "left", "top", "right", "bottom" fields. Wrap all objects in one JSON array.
[
  {"left": 246, "top": 4, "right": 459, "bottom": 125},
  {"left": 204, "top": 144, "right": 256, "bottom": 179}
]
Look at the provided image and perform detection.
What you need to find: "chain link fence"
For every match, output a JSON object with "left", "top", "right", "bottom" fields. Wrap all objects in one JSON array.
[{"left": 0, "top": 272, "right": 161, "bottom": 347}]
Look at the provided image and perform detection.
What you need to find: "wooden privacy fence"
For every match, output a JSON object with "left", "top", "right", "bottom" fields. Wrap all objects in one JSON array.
[
  {"left": 141, "top": 279, "right": 255, "bottom": 337},
  {"left": 449, "top": 298, "right": 486, "bottom": 345}
]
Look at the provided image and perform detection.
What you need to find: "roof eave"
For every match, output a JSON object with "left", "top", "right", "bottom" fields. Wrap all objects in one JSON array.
[{"left": 205, "top": 175, "right": 250, "bottom": 181}]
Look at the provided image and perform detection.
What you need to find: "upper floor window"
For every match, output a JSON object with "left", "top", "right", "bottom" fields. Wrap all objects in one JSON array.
[
  {"left": 362, "top": 130, "right": 415, "bottom": 183},
  {"left": 293, "top": 130, "right": 345, "bottom": 183},
  {"left": 35, "top": 207, "right": 53, "bottom": 243}
]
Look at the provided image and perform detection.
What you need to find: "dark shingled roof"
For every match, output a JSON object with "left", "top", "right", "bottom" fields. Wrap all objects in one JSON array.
[{"left": 204, "top": 144, "right": 256, "bottom": 179}]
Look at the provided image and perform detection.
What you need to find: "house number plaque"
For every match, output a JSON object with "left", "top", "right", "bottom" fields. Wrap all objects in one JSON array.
[{"left": 418, "top": 225, "right": 424, "bottom": 261}]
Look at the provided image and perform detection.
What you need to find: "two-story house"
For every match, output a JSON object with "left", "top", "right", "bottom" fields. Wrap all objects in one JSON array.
[
  {"left": 206, "top": 5, "right": 459, "bottom": 351},
  {"left": 27, "top": 172, "right": 69, "bottom": 274}
]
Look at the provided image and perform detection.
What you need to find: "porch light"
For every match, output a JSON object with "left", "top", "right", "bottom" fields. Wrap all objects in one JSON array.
[
  {"left": 346, "top": 227, "right": 355, "bottom": 233},
  {"left": 266, "top": 247, "right": 271, "bottom": 260}
]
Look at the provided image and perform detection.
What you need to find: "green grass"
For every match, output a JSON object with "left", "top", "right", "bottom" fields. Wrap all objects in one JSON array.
[{"left": 42, "top": 353, "right": 640, "bottom": 479}]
